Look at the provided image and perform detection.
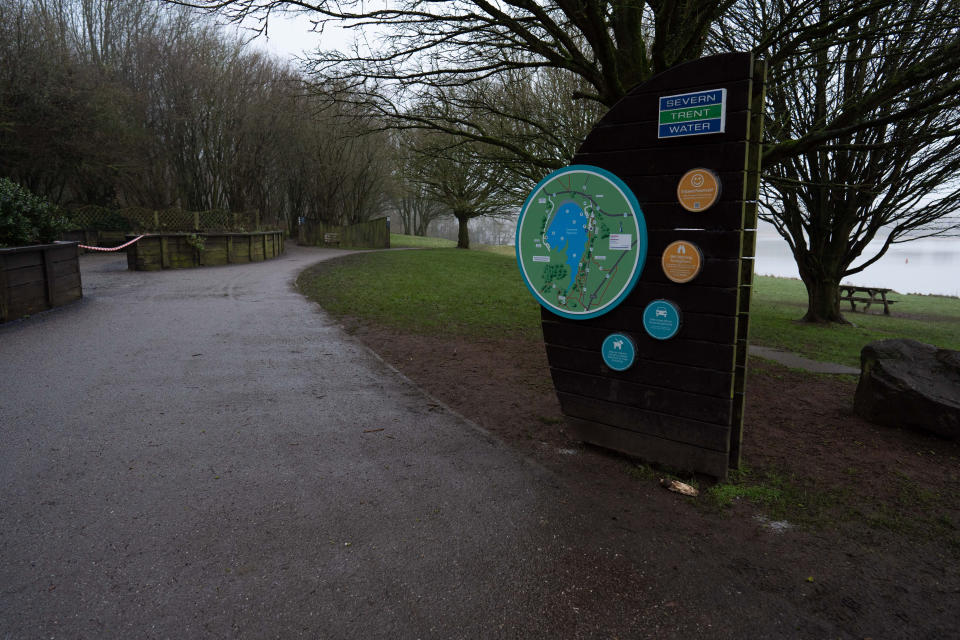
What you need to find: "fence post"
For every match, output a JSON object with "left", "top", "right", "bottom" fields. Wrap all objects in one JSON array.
[
  {"left": 194, "top": 211, "right": 200, "bottom": 230},
  {"left": 255, "top": 211, "right": 260, "bottom": 230},
  {"left": 153, "top": 210, "right": 159, "bottom": 229}
]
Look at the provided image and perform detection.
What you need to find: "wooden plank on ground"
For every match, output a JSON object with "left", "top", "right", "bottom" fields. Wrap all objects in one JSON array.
[{"left": 566, "top": 417, "right": 730, "bottom": 478}]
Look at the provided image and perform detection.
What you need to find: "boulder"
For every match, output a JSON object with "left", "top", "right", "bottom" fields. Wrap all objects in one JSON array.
[{"left": 854, "top": 339, "right": 960, "bottom": 440}]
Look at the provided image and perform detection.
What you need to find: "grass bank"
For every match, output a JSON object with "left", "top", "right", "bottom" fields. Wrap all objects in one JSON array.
[
  {"left": 750, "top": 275, "right": 960, "bottom": 366},
  {"left": 297, "top": 247, "right": 542, "bottom": 340},
  {"left": 301, "top": 240, "right": 960, "bottom": 365}
]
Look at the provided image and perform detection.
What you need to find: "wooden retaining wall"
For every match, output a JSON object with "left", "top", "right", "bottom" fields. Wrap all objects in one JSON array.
[
  {"left": 126, "top": 231, "right": 285, "bottom": 271},
  {"left": 0, "top": 242, "right": 82, "bottom": 323},
  {"left": 299, "top": 217, "right": 390, "bottom": 249}
]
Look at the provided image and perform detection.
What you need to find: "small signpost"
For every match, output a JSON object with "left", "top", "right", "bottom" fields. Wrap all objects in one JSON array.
[{"left": 518, "top": 53, "right": 765, "bottom": 479}]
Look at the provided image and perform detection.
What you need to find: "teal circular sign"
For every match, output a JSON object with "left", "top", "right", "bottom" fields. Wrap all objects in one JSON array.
[
  {"left": 516, "top": 165, "right": 647, "bottom": 320},
  {"left": 643, "top": 299, "right": 682, "bottom": 340},
  {"left": 601, "top": 333, "right": 637, "bottom": 371}
]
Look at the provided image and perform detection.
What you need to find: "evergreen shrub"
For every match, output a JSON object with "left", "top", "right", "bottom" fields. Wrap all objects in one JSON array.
[{"left": 0, "top": 178, "right": 68, "bottom": 247}]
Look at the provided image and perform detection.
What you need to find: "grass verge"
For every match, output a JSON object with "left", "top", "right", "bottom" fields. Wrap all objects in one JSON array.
[
  {"left": 704, "top": 465, "right": 960, "bottom": 550},
  {"left": 300, "top": 245, "right": 960, "bottom": 366},
  {"left": 297, "top": 248, "right": 541, "bottom": 340}
]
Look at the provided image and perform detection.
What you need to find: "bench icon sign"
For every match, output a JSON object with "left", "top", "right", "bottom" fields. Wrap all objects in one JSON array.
[{"left": 656, "top": 308, "right": 668, "bottom": 318}]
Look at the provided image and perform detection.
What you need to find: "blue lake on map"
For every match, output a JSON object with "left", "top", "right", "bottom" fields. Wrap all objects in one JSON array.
[{"left": 545, "top": 201, "right": 589, "bottom": 292}]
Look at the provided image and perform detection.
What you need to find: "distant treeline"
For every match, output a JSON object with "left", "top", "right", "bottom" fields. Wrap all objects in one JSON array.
[{"left": 0, "top": 0, "right": 390, "bottom": 232}]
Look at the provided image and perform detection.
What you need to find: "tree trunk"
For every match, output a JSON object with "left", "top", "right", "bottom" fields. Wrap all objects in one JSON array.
[
  {"left": 799, "top": 271, "right": 846, "bottom": 323},
  {"left": 455, "top": 213, "right": 470, "bottom": 249},
  {"left": 415, "top": 216, "right": 430, "bottom": 237}
]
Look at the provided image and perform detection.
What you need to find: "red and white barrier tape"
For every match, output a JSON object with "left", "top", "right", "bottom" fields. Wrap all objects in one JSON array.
[{"left": 78, "top": 234, "right": 148, "bottom": 252}]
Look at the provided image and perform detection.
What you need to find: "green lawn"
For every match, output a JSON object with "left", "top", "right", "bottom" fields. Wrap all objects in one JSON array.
[
  {"left": 299, "top": 244, "right": 960, "bottom": 364},
  {"left": 390, "top": 233, "right": 456, "bottom": 248},
  {"left": 751, "top": 275, "right": 960, "bottom": 366},
  {"left": 297, "top": 247, "right": 542, "bottom": 340}
]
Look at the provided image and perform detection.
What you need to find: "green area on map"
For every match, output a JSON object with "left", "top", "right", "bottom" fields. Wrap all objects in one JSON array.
[{"left": 517, "top": 169, "right": 643, "bottom": 315}]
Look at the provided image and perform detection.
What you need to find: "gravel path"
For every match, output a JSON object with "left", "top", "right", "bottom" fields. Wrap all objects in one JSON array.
[
  {"left": 1, "top": 246, "right": 876, "bottom": 639},
  {"left": 0, "top": 247, "right": 575, "bottom": 638}
]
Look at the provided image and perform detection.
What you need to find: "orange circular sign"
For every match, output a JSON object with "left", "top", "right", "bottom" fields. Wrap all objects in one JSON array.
[
  {"left": 661, "top": 240, "right": 703, "bottom": 283},
  {"left": 677, "top": 168, "right": 721, "bottom": 212}
]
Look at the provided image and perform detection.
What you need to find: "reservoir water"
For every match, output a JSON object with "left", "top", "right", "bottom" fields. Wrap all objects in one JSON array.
[{"left": 754, "top": 223, "right": 960, "bottom": 298}]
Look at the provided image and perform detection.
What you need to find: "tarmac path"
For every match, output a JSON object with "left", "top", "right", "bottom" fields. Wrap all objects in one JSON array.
[{"left": 0, "top": 246, "right": 857, "bottom": 638}]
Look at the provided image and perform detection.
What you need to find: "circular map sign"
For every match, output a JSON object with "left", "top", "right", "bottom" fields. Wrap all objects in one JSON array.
[{"left": 516, "top": 165, "right": 648, "bottom": 320}]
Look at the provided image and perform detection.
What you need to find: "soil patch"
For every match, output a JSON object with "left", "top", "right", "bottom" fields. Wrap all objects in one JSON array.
[{"left": 348, "top": 322, "right": 960, "bottom": 637}]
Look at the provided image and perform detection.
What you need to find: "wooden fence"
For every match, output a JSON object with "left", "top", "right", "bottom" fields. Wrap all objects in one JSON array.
[
  {"left": 0, "top": 242, "right": 82, "bottom": 322},
  {"left": 298, "top": 217, "right": 390, "bottom": 249},
  {"left": 126, "top": 231, "right": 285, "bottom": 271}
]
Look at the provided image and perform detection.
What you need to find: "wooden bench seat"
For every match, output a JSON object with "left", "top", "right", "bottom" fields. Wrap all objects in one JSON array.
[{"left": 838, "top": 286, "right": 898, "bottom": 314}]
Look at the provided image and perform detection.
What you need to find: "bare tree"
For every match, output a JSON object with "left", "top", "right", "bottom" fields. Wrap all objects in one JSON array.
[
  {"left": 169, "top": 0, "right": 740, "bottom": 169},
  {"left": 716, "top": 0, "right": 960, "bottom": 322},
  {"left": 409, "top": 127, "right": 515, "bottom": 249},
  {"left": 1, "top": 0, "right": 394, "bottom": 231},
  {"left": 387, "top": 131, "right": 446, "bottom": 236}
]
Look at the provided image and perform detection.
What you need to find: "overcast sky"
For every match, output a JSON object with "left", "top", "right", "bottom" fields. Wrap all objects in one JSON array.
[{"left": 230, "top": 10, "right": 363, "bottom": 62}]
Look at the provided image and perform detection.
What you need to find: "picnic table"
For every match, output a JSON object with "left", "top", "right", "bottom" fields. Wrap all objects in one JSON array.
[{"left": 838, "top": 285, "right": 898, "bottom": 315}]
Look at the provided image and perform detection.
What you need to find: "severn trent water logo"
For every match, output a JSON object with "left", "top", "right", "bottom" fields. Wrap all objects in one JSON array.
[{"left": 515, "top": 165, "right": 648, "bottom": 320}]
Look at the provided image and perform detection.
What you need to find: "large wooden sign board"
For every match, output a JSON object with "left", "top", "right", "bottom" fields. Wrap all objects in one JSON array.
[{"left": 519, "top": 53, "right": 765, "bottom": 479}]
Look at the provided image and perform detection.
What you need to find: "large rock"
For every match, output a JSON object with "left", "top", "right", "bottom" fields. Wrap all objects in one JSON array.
[{"left": 854, "top": 339, "right": 960, "bottom": 440}]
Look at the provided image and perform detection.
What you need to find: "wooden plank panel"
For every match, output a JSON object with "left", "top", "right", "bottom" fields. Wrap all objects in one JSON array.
[
  {"left": 559, "top": 393, "right": 731, "bottom": 451},
  {"left": 551, "top": 369, "right": 734, "bottom": 424},
  {"left": 576, "top": 140, "right": 749, "bottom": 178},
  {"left": 5, "top": 297, "right": 48, "bottom": 319},
  {"left": 160, "top": 237, "right": 170, "bottom": 269},
  {"left": 41, "top": 248, "right": 55, "bottom": 306},
  {"left": 50, "top": 284, "right": 82, "bottom": 307},
  {"left": 4, "top": 265, "right": 45, "bottom": 287},
  {"left": 542, "top": 320, "right": 736, "bottom": 370},
  {"left": 546, "top": 344, "right": 734, "bottom": 397},
  {"left": 51, "top": 269, "right": 81, "bottom": 291},
  {"left": 1, "top": 251, "right": 44, "bottom": 270},
  {"left": 647, "top": 229, "right": 742, "bottom": 257},
  {"left": 621, "top": 283, "right": 739, "bottom": 314},
  {"left": 47, "top": 244, "right": 78, "bottom": 263},
  {"left": 566, "top": 417, "right": 730, "bottom": 479},
  {"left": 6, "top": 281, "right": 46, "bottom": 304},
  {"left": 47, "top": 259, "right": 78, "bottom": 277},
  {"left": 0, "top": 254, "right": 8, "bottom": 322},
  {"left": 639, "top": 201, "right": 747, "bottom": 231},
  {"left": 627, "top": 171, "right": 746, "bottom": 206},
  {"left": 641, "top": 257, "right": 740, "bottom": 287},
  {"left": 200, "top": 247, "right": 228, "bottom": 266},
  {"left": 575, "top": 306, "right": 738, "bottom": 343},
  {"left": 538, "top": 280, "right": 742, "bottom": 321}
]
